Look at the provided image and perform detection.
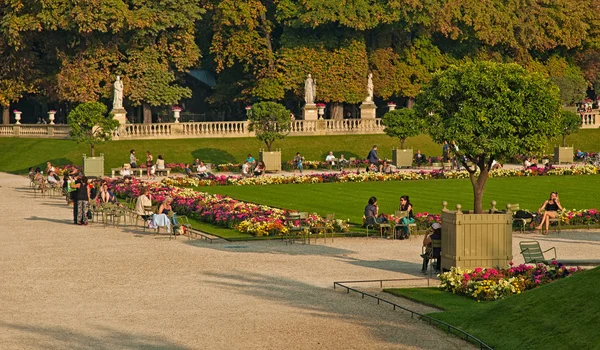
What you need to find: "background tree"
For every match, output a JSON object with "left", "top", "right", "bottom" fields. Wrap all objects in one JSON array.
[
  {"left": 381, "top": 108, "right": 421, "bottom": 149},
  {"left": 248, "top": 101, "right": 290, "bottom": 151},
  {"left": 415, "top": 61, "right": 562, "bottom": 213},
  {"left": 558, "top": 110, "right": 582, "bottom": 147},
  {"left": 67, "top": 102, "right": 119, "bottom": 157}
]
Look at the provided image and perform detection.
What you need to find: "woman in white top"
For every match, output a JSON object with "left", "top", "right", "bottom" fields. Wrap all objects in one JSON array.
[{"left": 156, "top": 155, "right": 165, "bottom": 170}]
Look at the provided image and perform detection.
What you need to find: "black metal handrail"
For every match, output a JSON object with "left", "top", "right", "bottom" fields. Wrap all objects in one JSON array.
[{"left": 333, "top": 278, "right": 493, "bottom": 350}]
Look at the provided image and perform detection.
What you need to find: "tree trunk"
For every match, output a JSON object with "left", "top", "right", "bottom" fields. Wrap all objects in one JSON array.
[
  {"left": 331, "top": 103, "right": 343, "bottom": 120},
  {"left": 266, "top": 141, "right": 272, "bottom": 152},
  {"left": 400, "top": 138, "right": 405, "bottom": 150},
  {"left": 143, "top": 102, "right": 152, "bottom": 124},
  {"left": 2, "top": 106, "right": 9, "bottom": 125},
  {"left": 562, "top": 135, "right": 566, "bottom": 147},
  {"left": 470, "top": 167, "right": 489, "bottom": 214},
  {"left": 406, "top": 97, "right": 415, "bottom": 109},
  {"left": 90, "top": 144, "right": 95, "bottom": 157}
]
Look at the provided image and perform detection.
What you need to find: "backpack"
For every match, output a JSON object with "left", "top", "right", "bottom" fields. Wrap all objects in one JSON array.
[{"left": 515, "top": 210, "right": 533, "bottom": 219}]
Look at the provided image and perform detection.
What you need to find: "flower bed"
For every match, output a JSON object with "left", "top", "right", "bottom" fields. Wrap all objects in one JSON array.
[
  {"left": 162, "top": 164, "right": 599, "bottom": 188},
  {"left": 106, "top": 178, "right": 349, "bottom": 237},
  {"left": 439, "top": 262, "right": 581, "bottom": 301}
]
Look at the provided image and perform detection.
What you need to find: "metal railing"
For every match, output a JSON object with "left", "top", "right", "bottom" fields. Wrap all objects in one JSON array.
[{"left": 333, "top": 278, "right": 493, "bottom": 350}]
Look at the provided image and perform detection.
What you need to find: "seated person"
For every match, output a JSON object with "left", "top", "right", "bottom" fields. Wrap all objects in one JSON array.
[
  {"left": 325, "top": 151, "right": 336, "bottom": 167},
  {"left": 422, "top": 222, "right": 442, "bottom": 273},
  {"left": 575, "top": 149, "right": 587, "bottom": 161},
  {"left": 134, "top": 188, "right": 154, "bottom": 220},
  {"left": 536, "top": 191, "right": 563, "bottom": 233},
  {"left": 193, "top": 158, "right": 201, "bottom": 167},
  {"left": 367, "top": 162, "right": 379, "bottom": 172},
  {"left": 33, "top": 167, "right": 45, "bottom": 185},
  {"left": 154, "top": 196, "right": 175, "bottom": 232},
  {"left": 413, "top": 150, "right": 427, "bottom": 167},
  {"left": 120, "top": 163, "right": 132, "bottom": 177},
  {"left": 338, "top": 154, "right": 349, "bottom": 169},
  {"left": 156, "top": 155, "right": 166, "bottom": 170},
  {"left": 363, "top": 196, "right": 388, "bottom": 226},
  {"left": 196, "top": 161, "right": 213, "bottom": 178},
  {"left": 47, "top": 170, "right": 60, "bottom": 186},
  {"left": 98, "top": 183, "right": 117, "bottom": 203},
  {"left": 523, "top": 157, "right": 532, "bottom": 168},
  {"left": 45, "top": 161, "right": 55, "bottom": 175},
  {"left": 380, "top": 161, "right": 395, "bottom": 174},
  {"left": 491, "top": 160, "right": 502, "bottom": 170},
  {"left": 241, "top": 161, "right": 252, "bottom": 177},
  {"left": 253, "top": 161, "right": 265, "bottom": 176},
  {"left": 184, "top": 164, "right": 198, "bottom": 178}
]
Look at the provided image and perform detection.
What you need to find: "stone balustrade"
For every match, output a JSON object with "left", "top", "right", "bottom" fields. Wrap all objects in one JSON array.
[
  {"left": 580, "top": 110, "right": 599, "bottom": 129},
  {"left": 0, "top": 125, "right": 71, "bottom": 138}
]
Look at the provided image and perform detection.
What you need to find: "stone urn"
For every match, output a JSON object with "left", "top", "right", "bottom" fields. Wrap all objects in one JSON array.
[
  {"left": 172, "top": 107, "right": 182, "bottom": 123},
  {"left": 14, "top": 110, "right": 22, "bottom": 125},
  {"left": 387, "top": 102, "right": 396, "bottom": 111},
  {"left": 48, "top": 110, "right": 56, "bottom": 125},
  {"left": 316, "top": 104, "right": 325, "bottom": 120}
]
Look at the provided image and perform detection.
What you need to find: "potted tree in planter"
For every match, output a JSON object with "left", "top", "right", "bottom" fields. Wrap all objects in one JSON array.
[
  {"left": 415, "top": 61, "right": 562, "bottom": 270},
  {"left": 248, "top": 102, "right": 291, "bottom": 172},
  {"left": 68, "top": 102, "right": 119, "bottom": 178},
  {"left": 554, "top": 110, "right": 581, "bottom": 164},
  {"left": 382, "top": 108, "right": 420, "bottom": 168}
]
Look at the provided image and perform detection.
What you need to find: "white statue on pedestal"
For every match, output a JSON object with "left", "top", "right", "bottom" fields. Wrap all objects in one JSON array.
[
  {"left": 113, "top": 76, "right": 124, "bottom": 110},
  {"left": 304, "top": 74, "right": 316, "bottom": 105},
  {"left": 365, "top": 73, "right": 374, "bottom": 103}
]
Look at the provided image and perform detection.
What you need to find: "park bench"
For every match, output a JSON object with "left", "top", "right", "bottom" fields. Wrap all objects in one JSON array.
[
  {"left": 520, "top": 240, "right": 600, "bottom": 266},
  {"left": 154, "top": 168, "right": 171, "bottom": 177}
]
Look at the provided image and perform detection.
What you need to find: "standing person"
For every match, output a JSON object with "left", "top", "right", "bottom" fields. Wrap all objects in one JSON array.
[
  {"left": 396, "top": 195, "right": 415, "bottom": 239},
  {"left": 76, "top": 176, "right": 91, "bottom": 225},
  {"left": 145, "top": 151, "right": 153, "bottom": 180},
  {"left": 293, "top": 152, "right": 304, "bottom": 174},
  {"left": 422, "top": 222, "right": 442, "bottom": 274},
  {"left": 442, "top": 141, "right": 450, "bottom": 162},
  {"left": 129, "top": 150, "right": 138, "bottom": 168},
  {"left": 536, "top": 191, "right": 563, "bottom": 234},
  {"left": 367, "top": 145, "right": 379, "bottom": 171},
  {"left": 70, "top": 169, "right": 81, "bottom": 223}
]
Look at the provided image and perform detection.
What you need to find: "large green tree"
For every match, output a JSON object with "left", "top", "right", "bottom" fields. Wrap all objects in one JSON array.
[
  {"left": 381, "top": 108, "right": 421, "bottom": 149},
  {"left": 67, "top": 102, "right": 119, "bottom": 157},
  {"left": 415, "top": 61, "right": 562, "bottom": 213},
  {"left": 248, "top": 101, "right": 290, "bottom": 151}
]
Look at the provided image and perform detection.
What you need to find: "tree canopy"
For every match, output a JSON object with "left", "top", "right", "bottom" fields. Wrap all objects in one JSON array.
[
  {"left": 0, "top": 0, "right": 598, "bottom": 121},
  {"left": 248, "top": 101, "right": 291, "bottom": 151},
  {"left": 381, "top": 108, "right": 421, "bottom": 149},
  {"left": 414, "top": 61, "right": 563, "bottom": 213}
]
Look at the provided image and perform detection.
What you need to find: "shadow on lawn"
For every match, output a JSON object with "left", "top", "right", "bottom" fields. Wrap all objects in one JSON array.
[
  {"left": 0, "top": 321, "right": 188, "bottom": 350},
  {"left": 13, "top": 157, "right": 73, "bottom": 175},
  {"left": 185, "top": 239, "right": 356, "bottom": 257},
  {"left": 191, "top": 148, "right": 236, "bottom": 165},
  {"left": 200, "top": 271, "right": 454, "bottom": 349}
]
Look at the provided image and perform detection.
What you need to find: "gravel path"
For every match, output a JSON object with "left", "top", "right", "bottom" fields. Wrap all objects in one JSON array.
[{"left": 1, "top": 172, "right": 597, "bottom": 349}]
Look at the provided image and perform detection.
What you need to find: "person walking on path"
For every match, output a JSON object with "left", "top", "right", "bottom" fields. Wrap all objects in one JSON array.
[
  {"left": 367, "top": 145, "right": 379, "bottom": 171},
  {"left": 129, "top": 149, "right": 138, "bottom": 168},
  {"left": 293, "top": 152, "right": 304, "bottom": 174}
]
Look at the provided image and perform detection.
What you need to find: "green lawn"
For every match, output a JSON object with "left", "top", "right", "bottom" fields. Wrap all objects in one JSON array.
[
  {"left": 386, "top": 267, "right": 600, "bottom": 349},
  {"left": 199, "top": 175, "right": 600, "bottom": 224},
  {"left": 2, "top": 128, "right": 600, "bottom": 174}
]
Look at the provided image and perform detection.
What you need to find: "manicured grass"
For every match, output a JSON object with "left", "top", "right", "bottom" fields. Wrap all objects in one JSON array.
[
  {"left": 2, "top": 128, "right": 600, "bottom": 174},
  {"left": 199, "top": 175, "right": 600, "bottom": 224},
  {"left": 386, "top": 267, "right": 600, "bottom": 349}
]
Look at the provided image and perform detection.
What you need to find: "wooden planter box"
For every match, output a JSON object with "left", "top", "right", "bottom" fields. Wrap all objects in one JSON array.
[
  {"left": 392, "top": 148, "right": 413, "bottom": 168},
  {"left": 441, "top": 208, "right": 513, "bottom": 271},
  {"left": 83, "top": 154, "right": 105, "bottom": 178},
  {"left": 554, "top": 146, "right": 573, "bottom": 164},
  {"left": 259, "top": 149, "right": 281, "bottom": 172}
]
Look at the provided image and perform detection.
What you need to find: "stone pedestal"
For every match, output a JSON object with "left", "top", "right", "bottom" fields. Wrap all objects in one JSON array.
[
  {"left": 112, "top": 108, "right": 127, "bottom": 125},
  {"left": 360, "top": 102, "right": 376, "bottom": 119},
  {"left": 303, "top": 104, "right": 318, "bottom": 120}
]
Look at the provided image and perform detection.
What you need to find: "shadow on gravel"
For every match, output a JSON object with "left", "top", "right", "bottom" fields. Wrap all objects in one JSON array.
[
  {"left": 25, "top": 216, "right": 74, "bottom": 225},
  {"left": 516, "top": 232, "right": 600, "bottom": 245},
  {"left": 201, "top": 271, "right": 450, "bottom": 349},
  {"left": 185, "top": 239, "right": 355, "bottom": 257},
  {"left": 336, "top": 256, "right": 427, "bottom": 277},
  {"left": 0, "top": 321, "right": 188, "bottom": 349}
]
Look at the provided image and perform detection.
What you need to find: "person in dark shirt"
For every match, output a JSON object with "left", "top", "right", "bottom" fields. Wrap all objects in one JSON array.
[
  {"left": 536, "top": 191, "right": 563, "bottom": 234},
  {"left": 367, "top": 145, "right": 379, "bottom": 170},
  {"left": 422, "top": 222, "right": 442, "bottom": 273},
  {"left": 75, "top": 176, "right": 91, "bottom": 225},
  {"left": 363, "top": 196, "right": 387, "bottom": 226}
]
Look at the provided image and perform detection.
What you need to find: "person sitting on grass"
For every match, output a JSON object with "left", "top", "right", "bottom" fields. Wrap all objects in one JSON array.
[
  {"left": 254, "top": 161, "right": 265, "bottom": 176},
  {"left": 381, "top": 160, "right": 394, "bottom": 174},
  {"left": 241, "top": 161, "right": 252, "bottom": 177},
  {"left": 363, "top": 196, "right": 388, "bottom": 226},
  {"left": 575, "top": 149, "right": 588, "bottom": 162},
  {"left": 422, "top": 222, "right": 442, "bottom": 274}
]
